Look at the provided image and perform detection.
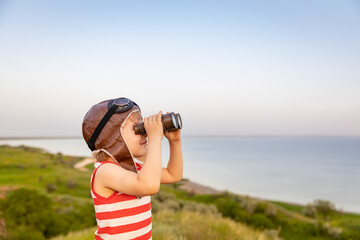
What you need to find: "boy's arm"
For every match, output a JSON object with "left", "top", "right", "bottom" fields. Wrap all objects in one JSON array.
[
  {"left": 161, "top": 130, "right": 183, "bottom": 184},
  {"left": 97, "top": 112, "right": 163, "bottom": 196}
]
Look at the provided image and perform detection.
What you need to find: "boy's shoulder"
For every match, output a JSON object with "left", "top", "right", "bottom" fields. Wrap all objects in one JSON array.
[{"left": 94, "top": 161, "right": 123, "bottom": 178}]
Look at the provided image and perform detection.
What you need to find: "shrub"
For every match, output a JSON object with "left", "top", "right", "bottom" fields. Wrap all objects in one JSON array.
[
  {"left": 182, "top": 201, "right": 218, "bottom": 215},
  {"left": 153, "top": 191, "right": 176, "bottom": 202},
  {"left": 303, "top": 203, "right": 317, "bottom": 218},
  {"left": 215, "top": 197, "right": 242, "bottom": 219},
  {"left": 339, "top": 230, "right": 360, "bottom": 240},
  {"left": 56, "top": 177, "right": 63, "bottom": 185},
  {"left": 6, "top": 225, "right": 46, "bottom": 240},
  {"left": 56, "top": 152, "right": 65, "bottom": 164},
  {"left": 279, "top": 221, "right": 323, "bottom": 240},
  {"left": 0, "top": 188, "right": 96, "bottom": 239},
  {"left": 241, "top": 197, "right": 257, "bottom": 214},
  {"left": 0, "top": 188, "right": 53, "bottom": 234},
  {"left": 152, "top": 191, "right": 218, "bottom": 216},
  {"left": 66, "top": 179, "right": 78, "bottom": 189},
  {"left": 161, "top": 199, "right": 181, "bottom": 212},
  {"left": 265, "top": 205, "right": 277, "bottom": 217},
  {"left": 249, "top": 213, "right": 275, "bottom": 229},
  {"left": 313, "top": 199, "right": 336, "bottom": 220},
  {"left": 254, "top": 203, "right": 267, "bottom": 214},
  {"left": 234, "top": 208, "right": 251, "bottom": 223},
  {"left": 46, "top": 183, "right": 57, "bottom": 193},
  {"left": 152, "top": 191, "right": 177, "bottom": 213},
  {"left": 323, "top": 222, "right": 343, "bottom": 238}
]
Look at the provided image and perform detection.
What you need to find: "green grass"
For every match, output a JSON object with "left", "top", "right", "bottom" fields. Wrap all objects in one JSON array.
[
  {"left": 0, "top": 145, "right": 92, "bottom": 198},
  {"left": 269, "top": 200, "right": 305, "bottom": 213}
]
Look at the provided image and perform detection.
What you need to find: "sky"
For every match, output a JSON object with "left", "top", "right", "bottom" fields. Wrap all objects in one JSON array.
[{"left": 0, "top": 0, "right": 359, "bottom": 137}]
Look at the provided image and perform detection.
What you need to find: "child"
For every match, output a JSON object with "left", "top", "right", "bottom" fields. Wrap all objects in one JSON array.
[{"left": 82, "top": 97, "right": 183, "bottom": 240}]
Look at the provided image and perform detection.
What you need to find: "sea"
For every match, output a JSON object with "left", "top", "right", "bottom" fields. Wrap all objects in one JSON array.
[{"left": 1, "top": 136, "right": 359, "bottom": 213}]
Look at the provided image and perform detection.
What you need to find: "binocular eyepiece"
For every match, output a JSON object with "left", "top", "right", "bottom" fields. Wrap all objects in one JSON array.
[{"left": 133, "top": 112, "right": 182, "bottom": 135}]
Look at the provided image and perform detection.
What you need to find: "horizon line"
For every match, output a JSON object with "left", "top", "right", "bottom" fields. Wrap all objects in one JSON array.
[{"left": 0, "top": 134, "right": 360, "bottom": 140}]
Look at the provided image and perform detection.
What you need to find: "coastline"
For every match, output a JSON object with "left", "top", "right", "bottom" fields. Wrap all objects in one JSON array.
[{"left": 1, "top": 139, "right": 359, "bottom": 214}]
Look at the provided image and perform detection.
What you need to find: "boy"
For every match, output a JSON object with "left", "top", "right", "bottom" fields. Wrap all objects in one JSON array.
[{"left": 82, "top": 97, "right": 183, "bottom": 240}]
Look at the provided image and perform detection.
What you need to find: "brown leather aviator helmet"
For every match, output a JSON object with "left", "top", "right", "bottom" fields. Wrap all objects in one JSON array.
[{"left": 82, "top": 97, "right": 141, "bottom": 173}]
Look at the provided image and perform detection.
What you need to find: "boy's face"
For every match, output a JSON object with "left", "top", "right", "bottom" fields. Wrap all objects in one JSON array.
[{"left": 122, "top": 113, "right": 148, "bottom": 160}]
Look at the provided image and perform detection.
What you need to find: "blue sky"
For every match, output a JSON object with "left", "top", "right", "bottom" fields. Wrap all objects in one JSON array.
[{"left": 0, "top": 0, "right": 359, "bottom": 137}]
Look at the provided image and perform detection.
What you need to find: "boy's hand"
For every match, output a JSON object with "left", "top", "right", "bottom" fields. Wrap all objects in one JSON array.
[
  {"left": 144, "top": 111, "right": 163, "bottom": 141},
  {"left": 164, "top": 129, "right": 181, "bottom": 142},
  {"left": 164, "top": 112, "right": 181, "bottom": 142}
]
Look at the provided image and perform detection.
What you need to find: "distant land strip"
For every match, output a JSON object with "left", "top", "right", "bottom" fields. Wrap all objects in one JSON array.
[{"left": 0, "top": 135, "right": 359, "bottom": 140}]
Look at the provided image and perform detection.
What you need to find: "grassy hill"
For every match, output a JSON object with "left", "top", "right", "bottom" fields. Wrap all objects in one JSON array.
[
  {"left": 0, "top": 145, "right": 359, "bottom": 239},
  {"left": 0, "top": 145, "right": 91, "bottom": 198}
]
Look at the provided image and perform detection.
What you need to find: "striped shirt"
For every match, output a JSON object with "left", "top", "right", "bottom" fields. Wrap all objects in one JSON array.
[{"left": 91, "top": 161, "right": 152, "bottom": 240}]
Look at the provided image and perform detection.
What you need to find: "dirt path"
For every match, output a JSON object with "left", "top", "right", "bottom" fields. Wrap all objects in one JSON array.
[
  {"left": 73, "top": 158, "right": 96, "bottom": 171},
  {"left": 0, "top": 186, "right": 18, "bottom": 199}
]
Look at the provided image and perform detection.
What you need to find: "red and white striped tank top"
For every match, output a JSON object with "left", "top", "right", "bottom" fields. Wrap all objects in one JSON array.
[{"left": 91, "top": 161, "right": 152, "bottom": 240}]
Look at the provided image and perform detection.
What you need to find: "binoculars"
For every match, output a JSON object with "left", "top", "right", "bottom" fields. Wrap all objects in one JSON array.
[{"left": 133, "top": 112, "right": 182, "bottom": 135}]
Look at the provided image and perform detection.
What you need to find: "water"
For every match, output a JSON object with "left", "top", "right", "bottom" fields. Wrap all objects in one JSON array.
[{"left": 1, "top": 136, "right": 359, "bottom": 213}]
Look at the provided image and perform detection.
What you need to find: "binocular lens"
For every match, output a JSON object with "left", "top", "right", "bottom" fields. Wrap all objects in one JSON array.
[
  {"left": 133, "top": 112, "right": 182, "bottom": 135},
  {"left": 176, "top": 113, "right": 182, "bottom": 129}
]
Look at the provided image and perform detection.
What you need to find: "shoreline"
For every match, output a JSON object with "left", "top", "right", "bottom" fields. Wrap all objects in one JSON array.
[{"left": 177, "top": 179, "right": 360, "bottom": 215}]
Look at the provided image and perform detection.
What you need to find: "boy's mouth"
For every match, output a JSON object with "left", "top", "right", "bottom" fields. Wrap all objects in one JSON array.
[{"left": 140, "top": 140, "right": 147, "bottom": 145}]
